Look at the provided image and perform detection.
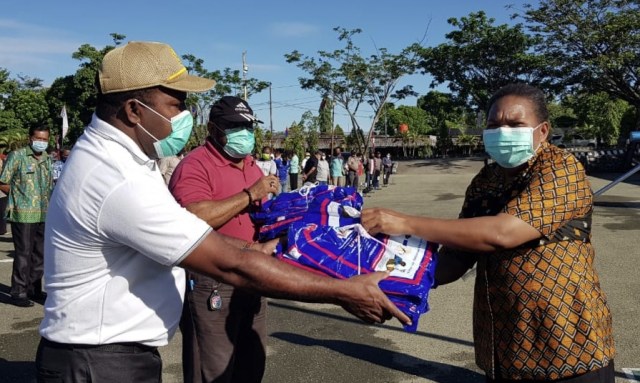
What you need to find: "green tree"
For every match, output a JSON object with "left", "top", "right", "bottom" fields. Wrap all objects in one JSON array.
[
  {"left": 521, "top": 0, "right": 640, "bottom": 129},
  {"left": 419, "top": 11, "right": 552, "bottom": 112},
  {"left": 0, "top": 68, "right": 19, "bottom": 101},
  {"left": 0, "top": 69, "right": 48, "bottom": 143},
  {"left": 373, "top": 102, "right": 395, "bottom": 135},
  {"left": 0, "top": 129, "right": 29, "bottom": 152},
  {"left": 5, "top": 88, "right": 48, "bottom": 129},
  {"left": 565, "top": 92, "right": 629, "bottom": 146},
  {"left": 181, "top": 55, "right": 270, "bottom": 132},
  {"left": 547, "top": 101, "right": 578, "bottom": 132},
  {"left": 253, "top": 126, "right": 266, "bottom": 155},
  {"left": 299, "top": 111, "right": 319, "bottom": 153},
  {"left": 399, "top": 130, "right": 430, "bottom": 158},
  {"left": 283, "top": 122, "right": 306, "bottom": 160},
  {"left": 318, "top": 95, "right": 334, "bottom": 134},
  {"left": 382, "top": 105, "right": 433, "bottom": 136},
  {"left": 456, "top": 133, "right": 480, "bottom": 156},
  {"left": 620, "top": 106, "right": 638, "bottom": 143},
  {"left": 417, "top": 91, "right": 468, "bottom": 156},
  {"left": 285, "top": 27, "right": 424, "bottom": 154},
  {"left": 43, "top": 33, "right": 127, "bottom": 145}
]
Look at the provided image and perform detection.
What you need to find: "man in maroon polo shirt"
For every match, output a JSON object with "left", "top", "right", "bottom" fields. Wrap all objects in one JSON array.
[{"left": 169, "top": 96, "right": 280, "bottom": 383}]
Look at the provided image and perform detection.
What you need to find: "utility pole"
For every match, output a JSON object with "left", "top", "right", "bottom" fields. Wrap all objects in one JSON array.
[
  {"left": 242, "top": 51, "right": 248, "bottom": 100},
  {"left": 269, "top": 83, "right": 273, "bottom": 147},
  {"left": 330, "top": 99, "right": 335, "bottom": 157},
  {"left": 384, "top": 110, "right": 388, "bottom": 136}
]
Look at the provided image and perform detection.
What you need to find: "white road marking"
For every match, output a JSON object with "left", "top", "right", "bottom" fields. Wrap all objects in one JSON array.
[{"left": 623, "top": 368, "right": 640, "bottom": 382}]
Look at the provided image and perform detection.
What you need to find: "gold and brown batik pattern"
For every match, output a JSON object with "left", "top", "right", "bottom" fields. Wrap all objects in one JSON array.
[{"left": 458, "top": 142, "right": 615, "bottom": 380}]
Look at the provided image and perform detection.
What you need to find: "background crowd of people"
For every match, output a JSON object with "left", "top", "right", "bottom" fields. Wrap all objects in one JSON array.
[{"left": 196, "top": 147, "right": 397, "bottom": 197}]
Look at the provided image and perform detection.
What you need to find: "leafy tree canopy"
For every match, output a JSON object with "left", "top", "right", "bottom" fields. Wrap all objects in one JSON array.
[
  {"left": 285, "top": 27, "right": 425, "bottom": 153},
  {"left": 520, "top": 0, "right": 640, "bottom": 128},
  {"left": 419, "top": 11, "right": 553, "bottom": 112},
  {"left": 377, "top": 105, "right": 434, "bottom": 136}
]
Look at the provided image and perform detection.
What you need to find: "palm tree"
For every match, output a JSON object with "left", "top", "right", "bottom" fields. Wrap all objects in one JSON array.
[
  {"left": 456, "top": 133, "right": 479, "bottom": 157},
  {"left": 0, "top": 129, "right": 29, "bottom": 152}
]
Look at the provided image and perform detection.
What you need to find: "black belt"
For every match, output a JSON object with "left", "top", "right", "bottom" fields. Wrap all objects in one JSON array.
[{"left": 41, "top": 337, "right": 157, "bottom": 354}]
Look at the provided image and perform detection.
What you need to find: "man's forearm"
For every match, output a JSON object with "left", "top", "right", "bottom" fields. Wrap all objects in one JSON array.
[
  {"left": 186, "top": 191, "right": 251, "bottom": 229},
  {"left": 182, "top": 232, "right": 344, "bottom": 304}
]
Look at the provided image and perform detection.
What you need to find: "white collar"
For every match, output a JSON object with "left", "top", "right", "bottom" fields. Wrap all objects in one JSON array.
[{"left": 87, "top": 114, "right": 157, "bottom": 170}]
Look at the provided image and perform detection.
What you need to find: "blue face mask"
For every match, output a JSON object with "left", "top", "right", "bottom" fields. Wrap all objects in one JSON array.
[
  {"left": 31, "top": 140, "right": 49, "bottom": 153},
  {"left": 482, "top": 125, "right": 541, "bottom": 168},
  {"left": 217, "top": 126, "right": 255, "bottom": 159},
  {"left": 135, "top": 100, "right": 193, "bottom": 159}
]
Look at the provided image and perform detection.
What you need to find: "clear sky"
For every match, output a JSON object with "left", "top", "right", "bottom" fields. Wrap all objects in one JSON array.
[{"left": 0, "top": 0, "right": 532, "bottom": 132}]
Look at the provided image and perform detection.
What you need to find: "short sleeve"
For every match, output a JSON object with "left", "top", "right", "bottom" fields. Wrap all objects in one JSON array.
[
  {"left": 169, "top": 156, "right": 215, "bottom": 207},
  {"left": 99, "top": 177, "right": 211, "bottom": 266},
  {"left": 269, "top": 161, "right": 277, "bottom": 175},
  {"left": 0, "top": 151, "right": 18, "bottom": 185},
  {"left": 504, "top": 152, "right": 592, "bottom": 239}
]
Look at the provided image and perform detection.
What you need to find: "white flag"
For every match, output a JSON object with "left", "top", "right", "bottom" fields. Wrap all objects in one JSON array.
[{"left": 60, "top": 105, "right": 69, "bottom": 139}]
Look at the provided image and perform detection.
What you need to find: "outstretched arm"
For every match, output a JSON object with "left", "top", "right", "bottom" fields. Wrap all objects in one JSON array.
[
  {"left": 180, "top": 230, "right": 411, "bottom": 325},
  {"left": 361, "top": 208, "right": 541, "bottom": 253}
]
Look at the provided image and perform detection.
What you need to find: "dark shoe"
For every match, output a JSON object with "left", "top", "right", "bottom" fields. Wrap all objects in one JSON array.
[
  {"left": 10, "top": 296, "right": 34, "bottom": 307},
  {"left": 28, "top": 291, "right": 47, "bottom": 303}
]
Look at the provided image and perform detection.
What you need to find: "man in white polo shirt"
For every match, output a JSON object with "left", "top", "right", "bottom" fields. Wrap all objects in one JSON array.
[{"left": 36, "top": 41, "right": 409, "bottom": 382}]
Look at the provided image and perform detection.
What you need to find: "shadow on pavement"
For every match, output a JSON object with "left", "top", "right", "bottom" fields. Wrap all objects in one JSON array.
[
  {"left": 594, "top": 201, "right": 640, "bottom": 208},
  {"left": 271, "top": 332, "right": 484, "bottom": 383},
  {"left": 268, "top": 301, "right": 474, "bottom": 348},
  {"left": 0, "top": 359, "right": 35, "bottom": 383},
  {"left": 0, "top": 283, "right": 13, "bottom": 304},
  {"left": 588, "top": 171, "right": 640, "bottom": 185},
  {"left": 408, "top": 158, "right": 486, "bottom": 170}
]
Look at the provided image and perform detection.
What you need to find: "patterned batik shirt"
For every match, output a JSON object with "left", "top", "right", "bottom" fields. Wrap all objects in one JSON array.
[
  {"left": 0, "top": 145, "right": 53, "bottom": 223},
  {"left": 440, "top": 142, "right": 614, "bottom": 380}
]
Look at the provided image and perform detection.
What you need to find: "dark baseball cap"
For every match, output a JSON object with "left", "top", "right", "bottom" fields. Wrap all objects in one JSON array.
[{"left": 209, "top": 96, "right": 263, "bottom": 124}]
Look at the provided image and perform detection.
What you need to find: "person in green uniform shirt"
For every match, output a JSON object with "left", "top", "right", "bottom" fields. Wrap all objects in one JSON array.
[{"left": 0, "top": 125, "right": 53, "bottom": 307}]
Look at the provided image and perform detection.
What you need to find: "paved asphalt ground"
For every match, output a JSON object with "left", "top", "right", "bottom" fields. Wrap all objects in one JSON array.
[{"left": 1, "top": 157, "right": 639, "bottom": 383}]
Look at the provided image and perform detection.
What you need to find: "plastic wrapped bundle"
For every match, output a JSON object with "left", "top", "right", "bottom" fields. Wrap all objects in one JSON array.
[
  {"left": 252, "top": 184, "right": 363, "bottom": 241},
  {"left": 276, "top": 222, "right": 438, "bottom": 332}
]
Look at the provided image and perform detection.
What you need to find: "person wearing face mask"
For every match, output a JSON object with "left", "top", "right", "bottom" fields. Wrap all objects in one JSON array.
[
  {"left": 167, "top": 97, "right": 279, "bottom": 383},
  {"left": 256, "top": 145, "right": 277, "bottom": 177},
  {"left": 0, "top": 125, "right": 53, "bottom": 307},
  {"left": 37, "top": 42, "right": 409, "bottom": 382},
  {"left": 316, "top": 151, "right": 330, "bottom": 185},
  {"left": 361, "top": 83, "right": 614, "bottom": 383}
]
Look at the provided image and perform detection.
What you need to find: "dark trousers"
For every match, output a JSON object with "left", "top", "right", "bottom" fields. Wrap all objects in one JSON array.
[
  {"left": 10, "top": 222, "right": 45, "bottom": 298},
  {"left": 0, "top": 196, "right": 7, "bottom": 234},
  {"left": 36, "top": 337, "right": 162, "bottom": 383},
  {"left": 372, "top": 170, "right": 381, "bottom": 188},
  {"left": 347, "top": 171, "right": 359, "bottom": 189},
  {"left": 181, "top": 274, "right": 267, "bottom": 383},
  {"left": 289, "top": 173, "right": 298, "bottom": 191},
  {"left": 487, "top": 360, "right": 615, "bottom": 383},
  {"left": 383, "top": 167, "right": 391, "bottom": 185}
]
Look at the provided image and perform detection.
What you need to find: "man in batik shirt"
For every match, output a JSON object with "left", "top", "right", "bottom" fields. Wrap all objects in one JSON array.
[{"left": 0, "top": 126, "right": 53, "bottom": 307}]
